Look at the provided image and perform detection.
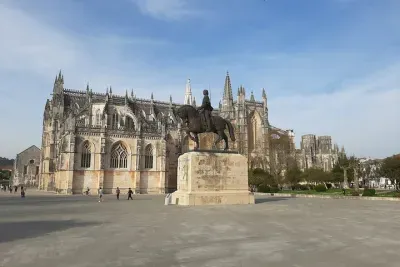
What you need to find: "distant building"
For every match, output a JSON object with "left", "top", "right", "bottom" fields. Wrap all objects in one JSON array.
[
  {"left": 296, "top": 134, "right": 342, "bottom": 172},
  {"left": 13, "top": 145, "right": 41, "bottom": 186},
  {"left": 0, "top": 166, "right": 13, "bottom": 172},
  {"left": 358, "top": 157, "right": 397, "bottom": 189}
]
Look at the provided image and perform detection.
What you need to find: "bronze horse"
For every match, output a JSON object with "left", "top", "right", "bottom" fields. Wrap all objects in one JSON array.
[{"left": 176, "top": 105, "right": 236, "bottom": 150}]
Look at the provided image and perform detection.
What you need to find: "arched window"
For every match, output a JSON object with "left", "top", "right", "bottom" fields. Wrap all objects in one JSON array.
[
  {"left": 96, "top": 110, "right": 102, "bottom": 126},
  {"left": 81, "top": 141, "right": 91, "bottom": 168},
  {"left": 126, "top": 117, "right": 135, "bottom": 130},
  {"left": 110, "top": 143, "right": 128, "bottom": 168},
  {"left": 144, "top": 144, "right": 153, "bottom": 169},
  {"left": 112, "top": 113, "right": 119, "bottom": 129}
]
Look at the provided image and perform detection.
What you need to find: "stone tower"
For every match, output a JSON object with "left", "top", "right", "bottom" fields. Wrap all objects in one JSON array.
[
  {"left": 220, "top": 72, "right": 234, "bottom": 119},
  {"left": 298, "top": 134, "right": 341, "bottom": 171},
  {"left": 184, "top": 79, "right": 193, "bottom": 105}
]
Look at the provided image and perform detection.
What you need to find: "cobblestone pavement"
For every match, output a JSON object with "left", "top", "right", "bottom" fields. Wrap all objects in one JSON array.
[{"left": 0, "top": 192, "right": 399, "bottom": 267}]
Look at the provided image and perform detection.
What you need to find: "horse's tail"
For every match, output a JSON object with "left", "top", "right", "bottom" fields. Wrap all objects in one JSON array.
[{"left": 225, "top": 119, "right": 236, "bottom": 142}]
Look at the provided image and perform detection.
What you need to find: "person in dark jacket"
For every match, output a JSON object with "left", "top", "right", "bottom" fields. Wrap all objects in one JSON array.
[
  {"left": 197, "top": 89, "right": 213, "bottom": 131},
  {"left": 127, "top": 188, "right": 133, "bottom": 200}
]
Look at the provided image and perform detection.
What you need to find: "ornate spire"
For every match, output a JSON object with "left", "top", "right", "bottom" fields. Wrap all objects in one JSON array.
[
  {"left": 223, "top": 71, "right": 233, "bottom": 100},
  {"left": 106, "top": 87, "right": 109, "bottom": 95},
  {"left": 109, "top": 86, "right": 113, "bottom": 96},
  {"left": 151, "top": 92, "right": 154, "bottom": 100},
  {"left": 192, "top": 96, "right": 196, "bottom": 107},
  {"left": 262, "top": 88, "right": 266, "bottom": 98},
  {"left": 250, "top": 91, "right": 255, "bottom": 102},
  {"left": 184, "top": 78, "right": 193, "bottom": 105}
]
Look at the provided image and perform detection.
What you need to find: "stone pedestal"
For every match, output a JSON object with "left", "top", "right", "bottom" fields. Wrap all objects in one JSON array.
[{"left": 171, "top": 151, "right": 255, "bottom": 206}]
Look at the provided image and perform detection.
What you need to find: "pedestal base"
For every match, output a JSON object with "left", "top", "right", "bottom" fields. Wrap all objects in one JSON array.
[{"left": 171, "top": 151, "right": 255, "bottom": 206}]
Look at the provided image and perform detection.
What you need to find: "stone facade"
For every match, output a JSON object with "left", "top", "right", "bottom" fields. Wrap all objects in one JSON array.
[
  {"left": 296, "top": 134, "right": 341, "bottom": 172},
  {"left": 13, "top": 145, "right": 41, "bottom": 186},
  {"left": 39, "top": 71, "right": 295, "bottom": 194}
]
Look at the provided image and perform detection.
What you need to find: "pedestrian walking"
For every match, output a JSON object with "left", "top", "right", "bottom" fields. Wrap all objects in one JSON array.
[
  {"left": 116, "top": 187, "right": 120, "bottom": 200},
  {"left": 98, "top": 187, "right": 103, "bottom": 202},
  {"left": 21, "top": 186, "right": 25, "bottom": 198},
  {"left": 127, "top": 188, "right": 133, "bottom": 200}
]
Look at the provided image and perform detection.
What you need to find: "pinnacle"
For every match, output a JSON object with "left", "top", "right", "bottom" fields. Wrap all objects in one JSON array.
[
  {"left": 223, "top": 71, "right": 233, "bottom": 100},
  {"left": 262, "top": 88, "right": 266, "bottom": 98}
]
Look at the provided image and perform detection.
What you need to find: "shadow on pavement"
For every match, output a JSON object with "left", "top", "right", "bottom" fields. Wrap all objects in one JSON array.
[
  {"left": 0, "top": 220, "right": 99, "bottom": 243},
  {"left": 0, "top": 196, "right": 96, "bottom": 206},
  {"left": 255, "top": 197, "right": 290, "bottom": 204}
]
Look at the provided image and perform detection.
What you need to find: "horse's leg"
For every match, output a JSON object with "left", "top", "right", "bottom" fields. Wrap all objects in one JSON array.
[
  {"left": 222, "top": 131, "right": 229, "bottom": 151},
  {"left": 194, "top": 133, "right": 199, "bottom": 150},
  {"left": 213, "top": 131, "right": 223, "bottom": 150}
]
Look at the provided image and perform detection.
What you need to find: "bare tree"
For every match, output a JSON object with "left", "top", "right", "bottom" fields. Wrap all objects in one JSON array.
[
  {"left": 349, "top": 156, "right": 361, "bottom": 192},
  {"left": 338, "top": 153, "right": 350, "bottom": 189}
]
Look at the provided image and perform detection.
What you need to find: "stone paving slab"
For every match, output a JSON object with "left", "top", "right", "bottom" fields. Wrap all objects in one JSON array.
[
  {"left": 0, "top": 192, "right": 400, "bottom": 267},
  {"left": 256, "top": 192, "right": 400, "bottom": 201}
]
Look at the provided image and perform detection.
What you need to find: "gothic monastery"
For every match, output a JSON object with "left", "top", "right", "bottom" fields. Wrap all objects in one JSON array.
[{"left": 39, "top": 71, "right": 341, "bottom": 194}]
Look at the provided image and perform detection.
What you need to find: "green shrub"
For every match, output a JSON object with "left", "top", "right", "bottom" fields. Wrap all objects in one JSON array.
[
  {"left": 362, "top": 189, "right": 376, "bottom": 196},
  {"left": 270, "top": 186, "right": 280, "bottom": 193},
  {"left": 291, "top": 184, "right": 308, "bottom": 191},
  {"left": 351, "top": 190, "right": 360, "bottom": 196},
  {"left": 307, "top": 184, "right": 315, "bottom": 190},
  {"left": 326, "top": 183, "right": 333, "bottom": 189},
  {"left": 299, "top": 184, "right": 309, "bottom": 190},
  {"left": 314, "top": 184, "right": 327, "bottom": 192},
  {"left": 258, "top": 184, "right": 270, "bottom": 193},
  {"left": 394, "top": 192, "right": 400, "bottom": 198}
]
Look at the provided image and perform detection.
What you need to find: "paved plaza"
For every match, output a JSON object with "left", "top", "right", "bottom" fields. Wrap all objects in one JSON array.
[{"left": 0, "top": 192, "right": 399, "bottom": 267}]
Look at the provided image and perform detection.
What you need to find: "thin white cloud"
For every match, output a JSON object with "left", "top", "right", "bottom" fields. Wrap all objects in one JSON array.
[
  {"left": 269, "top": 63, "right": 400, "bottom": 159},
  {"left": 131, "top": 0, "right": 201, "bottom": 20},
  {"left": 0, "top": 3, "right": 176, "bottom": 92},
  {"left": 0, "top": 4, "right": 78, "bottom": 76}
]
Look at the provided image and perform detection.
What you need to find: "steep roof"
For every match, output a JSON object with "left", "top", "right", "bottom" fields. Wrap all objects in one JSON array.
[{"left": 17, "top": 145, "right": 41, "bottom": 156}]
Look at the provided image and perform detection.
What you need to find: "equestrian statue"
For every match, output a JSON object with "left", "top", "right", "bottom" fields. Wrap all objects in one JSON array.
[{"left": 176, "top": 89, "right": 236, "bottom": 151}]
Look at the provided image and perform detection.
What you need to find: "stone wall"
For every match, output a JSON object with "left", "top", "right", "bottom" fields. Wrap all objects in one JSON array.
[{"left": 13, "top": 145, "right": 41, "bottom": 186}]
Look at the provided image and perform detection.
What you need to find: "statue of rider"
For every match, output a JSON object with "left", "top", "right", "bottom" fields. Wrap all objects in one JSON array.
[{"left": 197, "top": 89, "right": 213, "bottom": 131}]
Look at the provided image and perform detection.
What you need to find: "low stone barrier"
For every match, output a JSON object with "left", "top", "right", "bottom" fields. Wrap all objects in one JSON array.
[{"left": 255, "top": 193, "right": 400, "bottom": 202}]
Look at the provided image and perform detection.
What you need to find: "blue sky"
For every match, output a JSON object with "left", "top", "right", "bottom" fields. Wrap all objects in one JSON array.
[{"left": 0, "top": 0, "right": 399, "bottom": 159}]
